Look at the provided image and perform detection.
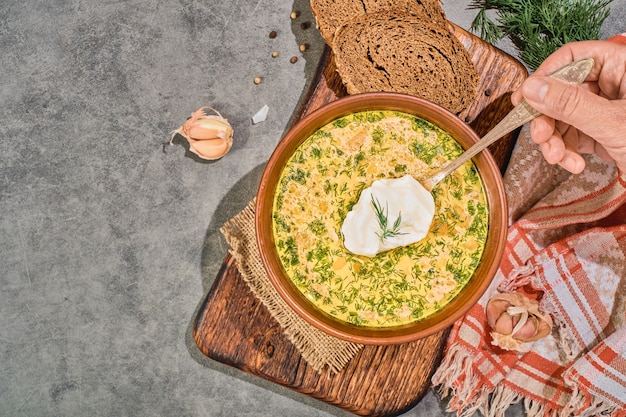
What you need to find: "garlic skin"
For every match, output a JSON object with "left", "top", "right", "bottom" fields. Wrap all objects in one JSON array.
[
  {"left": 486, "top": 293, "right": 553, "bottom": 352},
  {"left": 170, "top": 106, "right": 233, "bottom": 160}
]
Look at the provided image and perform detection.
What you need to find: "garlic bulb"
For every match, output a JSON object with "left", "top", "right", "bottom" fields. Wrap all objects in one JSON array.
[
  {"left": 486, "top": 293, "right": 553, "bottom": 352},
  {"left": 170, "top": 106, "right": 233, "bottom": 160}
]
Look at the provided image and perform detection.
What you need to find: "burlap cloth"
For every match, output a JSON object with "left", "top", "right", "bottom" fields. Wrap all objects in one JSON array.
[{"left": 220, "top": 201, "right": 363, "bottom": 374}]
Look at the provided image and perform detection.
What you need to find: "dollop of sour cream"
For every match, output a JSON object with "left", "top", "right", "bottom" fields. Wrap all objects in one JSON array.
[{"left": 341, "top": 175, "right": 435, "bottom": 257}]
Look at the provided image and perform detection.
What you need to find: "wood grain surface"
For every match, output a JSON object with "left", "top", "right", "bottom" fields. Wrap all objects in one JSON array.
[{"left": 193, "top": 24, "right": 527, "bottom": 417}]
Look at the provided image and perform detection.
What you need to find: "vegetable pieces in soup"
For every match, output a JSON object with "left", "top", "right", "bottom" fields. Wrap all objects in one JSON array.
[{"left": 272, "top": 110, "right": 488, "bottom": 327}]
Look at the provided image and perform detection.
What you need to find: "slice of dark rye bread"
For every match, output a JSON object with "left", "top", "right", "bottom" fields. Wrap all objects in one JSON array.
[
  {"left": 310, "top": 0, "right": 447, "bottom": 45},
  {"left": 332, "top": 11, "right": 479, "bottom": 114}
]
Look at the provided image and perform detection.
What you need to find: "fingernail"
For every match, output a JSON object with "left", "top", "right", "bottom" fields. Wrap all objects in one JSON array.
[
  {"left": 562, "top": 155, "right": 584, "bottom": 174},
  {"left": 524, "top": 78, "right": 549, "bottom": 102}
]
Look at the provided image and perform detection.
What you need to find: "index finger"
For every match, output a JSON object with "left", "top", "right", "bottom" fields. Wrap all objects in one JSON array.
[{"left": 532, "top": 40, "right": 612, "bottom": 78}]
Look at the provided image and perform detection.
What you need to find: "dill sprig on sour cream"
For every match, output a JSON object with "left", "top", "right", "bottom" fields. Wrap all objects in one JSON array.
[{"left": 371, "top": 195, "right": 408, "bottom": 243}]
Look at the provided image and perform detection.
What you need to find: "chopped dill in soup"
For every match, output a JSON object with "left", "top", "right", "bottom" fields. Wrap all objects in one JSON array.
[{"left": 272, "top": 110, "right": 488, "bottom": 327}]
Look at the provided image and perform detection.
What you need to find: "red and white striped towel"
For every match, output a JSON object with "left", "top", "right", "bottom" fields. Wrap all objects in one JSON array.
[{"left": 432, "top": 62, "right": 626, "bottom": 417}]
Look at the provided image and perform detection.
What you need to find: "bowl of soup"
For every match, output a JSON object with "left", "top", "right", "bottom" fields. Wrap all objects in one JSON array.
[{"left": 256, "top": 92, "right": 507, "bottom": 345}]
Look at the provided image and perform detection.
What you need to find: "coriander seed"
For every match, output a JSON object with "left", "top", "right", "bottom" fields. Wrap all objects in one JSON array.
[
  {"left": 290, "top": 11, "right": 299, "bottom": 19},
  {"left": 271, "top": 51, "right": 279, "bottom": 58},
  {"left": 254, "top": 77, "right": 262, "bottom": 84},
  {"left": 299, "top": 43, "right": 308, "bottom": 52}
]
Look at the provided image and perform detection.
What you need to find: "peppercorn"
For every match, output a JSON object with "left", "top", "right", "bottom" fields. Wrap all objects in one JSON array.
[
  {"left": 289, "top": 56, "right": 298, "bottom": 64},
  {"left": 269, "top": 30, "right": 277, "bottom": 39}
]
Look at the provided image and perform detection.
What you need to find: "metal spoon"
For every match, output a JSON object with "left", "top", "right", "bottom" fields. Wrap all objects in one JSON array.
[{"left": 421, "top": 58, "right": 595, "bottom": 192}]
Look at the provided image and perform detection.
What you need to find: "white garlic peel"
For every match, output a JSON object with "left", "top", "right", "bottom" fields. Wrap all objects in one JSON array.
[
  {"left": 252, "top": 104, "right": 269, "bottom": 124},
  {"left": 341, "top": 175, "right": 435, "bottom": 257}
]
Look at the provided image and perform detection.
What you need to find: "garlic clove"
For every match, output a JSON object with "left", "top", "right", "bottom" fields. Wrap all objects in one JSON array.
[
  {"left": 525, "top": 314, "right": 552, "bottom": 341},
  {"left": 509, "top": 312, "right": 539, "bottom": 340},
  {"left": 169, "top": 106, "right": 234, "bottom": 160},
  {"left": 486, "top": 298, "right": 511, "bottom": 328},
  {"left": 184, "top": 117, "right": 233, "bottom": 141},
  {"left": 493, "top": 311, "right": 515, "bottom": 335},
  {"left": 486, "top": 292, "right": 553, "bottom": 351},
  {"left": 187, "top": 137, "right": 231, "bottom": 160}
]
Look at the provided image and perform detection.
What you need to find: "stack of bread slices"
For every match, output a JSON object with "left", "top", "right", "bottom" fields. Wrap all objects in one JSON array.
[{"left": 310, "top": 0, "right": 479, "bottom": 114}]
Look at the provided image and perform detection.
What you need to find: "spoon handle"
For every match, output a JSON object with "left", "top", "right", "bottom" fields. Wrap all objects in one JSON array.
[{"left": 422, "top": 58, "right": 595, "bottom": 191}]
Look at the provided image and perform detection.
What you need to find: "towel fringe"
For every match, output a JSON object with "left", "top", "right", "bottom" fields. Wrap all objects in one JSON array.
[
  {"left": 563, "top": 384, "right": 626, "bottom": 417},
  {"left": 432, "top": 344, "right": 489, "bottom": 416},
  {"left": 484, "top": 384, "right": 522, "bottom": 417},
  {"left": 433, "top": 344, "right": 626, "bottom": 417},
  {"left": 523, "top": 396, "right": 555, "bottom": 417}
]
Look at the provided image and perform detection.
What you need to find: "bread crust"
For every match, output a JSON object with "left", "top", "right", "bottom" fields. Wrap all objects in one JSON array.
[
  {"left": 331, "top": 11, "right": 478, "bottom": 114},
  {"left": 310, "top": 0, "right": 447, "bottom": 45}
]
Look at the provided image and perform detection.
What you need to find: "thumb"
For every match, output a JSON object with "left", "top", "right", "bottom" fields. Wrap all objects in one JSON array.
[{"left": 521, "top": 76, "right": 609, "bottom": 140}]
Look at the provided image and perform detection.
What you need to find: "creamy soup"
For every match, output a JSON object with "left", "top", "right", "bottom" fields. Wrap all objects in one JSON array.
[{"left": 272, "top": 110, "right": 488, "bottom": 327}]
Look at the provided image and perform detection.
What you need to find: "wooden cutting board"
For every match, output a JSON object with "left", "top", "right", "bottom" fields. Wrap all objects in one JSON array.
[{"left": 193, "top": 24, "right": 527, "bottom": 417}]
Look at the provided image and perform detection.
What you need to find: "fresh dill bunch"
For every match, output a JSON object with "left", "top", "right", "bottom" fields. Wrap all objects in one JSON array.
[
  {"left": 371, "top": 195, "right": 407, "bottom": 242},
  {"left": 470, "top": 0, "right": 613, "bottom": 70}
]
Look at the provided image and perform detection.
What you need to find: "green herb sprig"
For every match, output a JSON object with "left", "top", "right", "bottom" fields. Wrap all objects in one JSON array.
[
  {"left": 470, "top": 0, "right": 613, "bottom": 70},
  {"left": 371, "top": 195, "right": 407, "bottom": 242}
]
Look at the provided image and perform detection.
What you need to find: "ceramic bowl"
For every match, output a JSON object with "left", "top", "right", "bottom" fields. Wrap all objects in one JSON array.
[{"left": 255, "top": 92, "right": 507, "bottom": 345}]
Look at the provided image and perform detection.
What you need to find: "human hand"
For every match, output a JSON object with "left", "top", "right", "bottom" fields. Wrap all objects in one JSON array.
[{"left": 511, "top": 38, "right": 626, "bottom": 174}]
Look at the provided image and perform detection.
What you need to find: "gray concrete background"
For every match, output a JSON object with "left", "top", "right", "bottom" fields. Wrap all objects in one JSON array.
[{"left": 1, "top": 0, "right": 623, "bottom": 416}]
